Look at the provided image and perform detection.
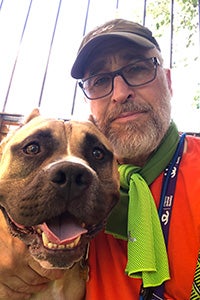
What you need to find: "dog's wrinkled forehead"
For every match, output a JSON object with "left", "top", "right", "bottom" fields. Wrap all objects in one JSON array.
[
  {"left": 65, "top": 120, "right": 113, "bottom": 154},
  {"left": 0, "top": 116, "right": 114, "bottom": 161},
  {"left": 7, "top": 116, "right": 65, "bottom": 145}
]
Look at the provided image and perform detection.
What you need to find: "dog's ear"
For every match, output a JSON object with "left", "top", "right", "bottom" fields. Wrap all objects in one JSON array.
[
  {"left": 0, "top": 108, "right": 41, "bottom": 160},
  {"left": 24, "top": 108, "right": 40, "bottom": 124},
  {"left": 0, "top": 124, "right": 9, "bottom": 143}
]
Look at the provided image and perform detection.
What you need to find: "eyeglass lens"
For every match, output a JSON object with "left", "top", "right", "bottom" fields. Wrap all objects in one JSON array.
[{"left": 80, "top": 57, "right": 158, "bottom": 100}]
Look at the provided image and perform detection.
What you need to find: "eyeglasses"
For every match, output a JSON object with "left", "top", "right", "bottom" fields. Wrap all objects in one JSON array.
[{"left": 78, "top": 57, "right": 160, "bottom": 100}]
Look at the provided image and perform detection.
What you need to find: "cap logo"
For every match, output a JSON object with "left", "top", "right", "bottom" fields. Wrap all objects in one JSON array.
[{"left": 91, "top": 24, "right": 114, "bottom": 38}]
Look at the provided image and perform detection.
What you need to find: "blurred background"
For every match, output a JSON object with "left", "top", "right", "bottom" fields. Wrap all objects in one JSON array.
[{"left": 0, "top": 0, "right": 199, "bottom": 132}]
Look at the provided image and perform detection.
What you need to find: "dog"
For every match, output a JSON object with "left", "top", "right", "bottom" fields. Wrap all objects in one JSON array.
[{"left": 0, "top": 109, "right": 120, "bottom": 299}]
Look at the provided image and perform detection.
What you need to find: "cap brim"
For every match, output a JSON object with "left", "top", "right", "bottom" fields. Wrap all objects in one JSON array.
[{"left": 71, "top": 32, "right": 155, "bottom": 79}]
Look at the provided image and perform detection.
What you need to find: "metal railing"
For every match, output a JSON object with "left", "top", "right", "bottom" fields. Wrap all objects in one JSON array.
[{"left": 0, "top": 0, "right": 199, "bottom": 125}]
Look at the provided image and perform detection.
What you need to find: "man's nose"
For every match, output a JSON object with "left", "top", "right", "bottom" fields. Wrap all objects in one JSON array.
[{"left": 111, "top": 75, "right": 134, "bottom": 103}]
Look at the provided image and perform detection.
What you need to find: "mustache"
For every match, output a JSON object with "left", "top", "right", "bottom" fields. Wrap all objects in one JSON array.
[{"left": 105, "top": 101, "right": 152, "bottom": 123}]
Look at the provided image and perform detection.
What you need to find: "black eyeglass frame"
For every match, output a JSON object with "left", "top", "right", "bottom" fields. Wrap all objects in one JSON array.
[{"left": 78, "top": 57, "right": 160, "bottom": 100}]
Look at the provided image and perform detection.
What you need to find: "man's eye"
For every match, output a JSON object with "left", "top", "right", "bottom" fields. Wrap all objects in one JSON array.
[
  {"left": 128, "top": 65, "right": 147, "bottom": 74},
  {"left": 23, "top": 143, "right": 40, "bottom": 155},
  {"left": 93, "top": 76, "right": 111, "bottom": 87}
]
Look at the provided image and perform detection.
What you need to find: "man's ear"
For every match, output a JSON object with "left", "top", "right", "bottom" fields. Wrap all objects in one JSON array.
[
  {"left": 165, "top": 68, "right": 173, "bottom": 96},
  {"left": 24, "top": 108, "right": 40, "bottom": 124}
]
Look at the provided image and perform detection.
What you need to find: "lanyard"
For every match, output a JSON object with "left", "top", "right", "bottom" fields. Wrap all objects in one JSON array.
[{"left": 140, "top": 133, "right": 186, "bottom": 300}]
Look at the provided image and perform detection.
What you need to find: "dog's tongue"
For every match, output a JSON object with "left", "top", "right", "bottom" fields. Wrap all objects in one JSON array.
[{"left": 40, "top": 213, "right": 87, "bottom": 245}]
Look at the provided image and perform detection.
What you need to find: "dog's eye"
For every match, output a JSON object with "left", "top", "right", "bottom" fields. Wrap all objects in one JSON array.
[
  {"left": 23, "top": 143, "right": 40, "bottom": 155},
  {"left": 92, "top": 147, "right": 105, "bottom": 160}
]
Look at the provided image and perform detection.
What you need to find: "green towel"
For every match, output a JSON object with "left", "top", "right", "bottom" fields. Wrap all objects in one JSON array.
[
  {"left": 106, "top": 121, "right": 180, "bottom": 287},
  {"left": 120, "top": 165, "right": 170, "bottom": 287}
]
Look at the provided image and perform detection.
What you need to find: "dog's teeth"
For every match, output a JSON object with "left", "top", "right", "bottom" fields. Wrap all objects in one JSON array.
[
  {"left": 41, "top": 231, "right": 81, "bottom": 250},
  {"left": 58, "top": 244, "right": 65, "bottom": 249},
  {"left": 47, "top": 242, "right": 54, "bottom": 249},
  {"left": 37, "top": 228, "right": 42, "bottom": 235},
  {"left": 65, "top": 235, "right": 81, "bottom": 249},
  {"left": 74, "top": 235, "right": 81, "bottom": 246},
  {"left": 65, "top": 243, "right": 74, "bottom": 249},
  {"left": 42, "top": 232, "right": 49, "bottom": 246}
]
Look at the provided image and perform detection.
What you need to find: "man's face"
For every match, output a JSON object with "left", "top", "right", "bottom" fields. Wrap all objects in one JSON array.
[{"left": 82, "top": 39, "right": 172, "bottom": 165}]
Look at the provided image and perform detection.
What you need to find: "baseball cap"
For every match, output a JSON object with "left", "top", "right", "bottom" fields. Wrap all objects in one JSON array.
[{"left": 71, "top": 18, "right": 161, "bottom": 79}]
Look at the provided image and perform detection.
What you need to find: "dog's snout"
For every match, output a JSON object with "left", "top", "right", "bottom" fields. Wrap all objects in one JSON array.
[
  {"left": 51, "top": 169, "right": 89, "bottom": 186},
  {"left": 51, "top": 170, "right": 68, "bottom": 185},
  {"left": 49, "top": 162, "right": 93, "bottom": 196}
]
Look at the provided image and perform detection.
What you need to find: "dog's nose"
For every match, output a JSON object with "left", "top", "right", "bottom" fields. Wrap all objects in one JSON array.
[{"left": 48, "top": 161, "right": 93, "bottom": 197}]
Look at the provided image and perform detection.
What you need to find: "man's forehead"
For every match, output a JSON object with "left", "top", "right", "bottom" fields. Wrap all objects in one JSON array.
[{"left": 84, "top": 43, "right": 148, "bottom": 76}]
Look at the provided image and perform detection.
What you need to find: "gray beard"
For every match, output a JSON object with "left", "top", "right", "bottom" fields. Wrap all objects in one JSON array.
[
  {"left": 106, "top": 118, "right": 167, "bottom": 164},
  {"left": 94, "top": 96, "right": 171, "bottom": 165}
]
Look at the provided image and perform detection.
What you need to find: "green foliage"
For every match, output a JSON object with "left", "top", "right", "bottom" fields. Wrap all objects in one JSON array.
[
  {"left": 146, "top": 0, "right": 199, "bottom": 109},
  {"left": 193, "top": 83, "right": 200, "bottom": 110},
  {"left": 147, "top": 0, "right": 198, "bottom": 42}
]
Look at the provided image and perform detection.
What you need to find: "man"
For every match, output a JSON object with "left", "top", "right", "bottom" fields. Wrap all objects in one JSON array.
[
  {"left": 0, "top": 18, "right": 199, "bottom": 300},
  {"left": 70, "top": 19, "right": 200, "bottom": 299}
]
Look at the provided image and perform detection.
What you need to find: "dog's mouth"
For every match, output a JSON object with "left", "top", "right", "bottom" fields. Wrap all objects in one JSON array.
[
  {"left": 1, "top": 206, "right": 107, "bottom": 268},
  {"left": 2, "top": 206, "right": 104, "bottom": 251},
  {"left": 36, "top": 213, "right": 88, "bottom": 250}
]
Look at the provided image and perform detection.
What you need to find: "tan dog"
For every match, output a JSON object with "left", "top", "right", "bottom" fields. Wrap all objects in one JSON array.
[{"left": 0, "top": 110, "right": 120, "bottom": 299}]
